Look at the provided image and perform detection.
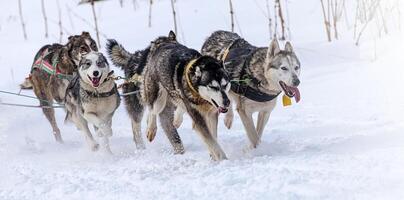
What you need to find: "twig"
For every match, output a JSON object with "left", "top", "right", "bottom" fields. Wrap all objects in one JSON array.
[
  {"left": 66, "top": 6, "right": 108, "bottom": 38},
  {"left": 41, "top": 0, "right": 49, "bottom": 38},
  {"left": 148, "top": 0, "right": 153, "bottom": 27},
  {"left": 18, "top": 0, "right": 27, "bottom": 40},
  {"left": 266, "top": 0, "right": 273, "bottom": 39},
  {"left": 90, "top": 0, "right": 101, "bottom": 48},
  {"left": 320, "top": 0, "right": 331, "bottom": 42},
  {"left": 57, "top": 0, "right": 63, "bottom": 43},
  {"left": 276, "top": 0, "right": 286, "bottom": 40},
  {"left": 229, "top": 0, "right": 235, "bottom": 32},
  {"left": 170, "top": 0, "right": 178, "bottom": 35}
]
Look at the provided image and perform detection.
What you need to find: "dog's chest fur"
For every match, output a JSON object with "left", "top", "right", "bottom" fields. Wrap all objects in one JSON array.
[{"left": 81, "top": 82, "right": 119, "bottom": 114}]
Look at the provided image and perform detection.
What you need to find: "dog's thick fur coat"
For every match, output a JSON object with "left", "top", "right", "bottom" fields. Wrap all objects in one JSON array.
[
  {"left": 201, "top": 30, "right": 301, "bottom": 148},
  {"left": 29, "top": 32, "right": 98, "bottom": 143},
  {"left": 65, "top": 52, "right": 120, "bottom": 152},
  {"left": 107, "top": 31, "right": 231, "bottom": 160}
]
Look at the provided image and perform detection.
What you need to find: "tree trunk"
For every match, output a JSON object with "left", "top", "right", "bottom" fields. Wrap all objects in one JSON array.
[
  {"left": 18, "top": 0, "right": 27, "bottom": 40},
  {"left": 91, "top": 0, "right": 101, "bottom": 48}
]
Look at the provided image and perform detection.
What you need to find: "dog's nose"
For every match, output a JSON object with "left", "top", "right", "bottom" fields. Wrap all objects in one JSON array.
[
  {"left": 93, "top": 71, "right": 99, "bottom": 77},
  {"left": 223, "top": 97, "right": 230, "bottom": 107},
  {"left": 293, "top": 79, "right": 300, "bottom": 87}
]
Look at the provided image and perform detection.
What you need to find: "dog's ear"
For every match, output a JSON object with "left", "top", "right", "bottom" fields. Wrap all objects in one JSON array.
[
  {"left": 82, "top": 31, "right": 90, "bottom": 37},
  {"left": 194, "top": 66, "right": 202, "bottom": 78},
  {"left": 285, "top": 42, "right": 294, "bottom": 53},
  {"left": 168, "top": 31, "right": 176, "bottom": 41},
  {"left": 267, "top": 38, "right": 281, "bottom": 58}
]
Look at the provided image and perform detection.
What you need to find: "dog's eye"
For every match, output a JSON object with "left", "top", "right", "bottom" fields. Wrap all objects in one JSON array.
[
  {"left": 209, "top": 86, "right": 219, "bottom": 90},
  {"left": 80, "top": 46, "right": 88, "bottom": 54},
  {"left": 281, "top": 67, "right": 288, "bottom": 71},
  {"left": 295, "top": 66, "right": 300, "bottom": 71}
]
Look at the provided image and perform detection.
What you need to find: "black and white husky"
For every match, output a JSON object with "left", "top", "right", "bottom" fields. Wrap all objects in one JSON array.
[
  {"left": 65, "top": 52, "right": 120, "bottom": 153},
  {"left": 107, "top": 31, "right": 231, "bottom": 160},
  {"left": 200, "top": 30, "right": 301, "bottom": 149}
]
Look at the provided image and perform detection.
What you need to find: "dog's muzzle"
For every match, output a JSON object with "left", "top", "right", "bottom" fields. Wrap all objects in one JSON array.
[
  {"left": 211, "top": 99, "right": 229, "bottom": 113},
  {"left": 279, "top": 81, "right": 301, "bottom": 103}
]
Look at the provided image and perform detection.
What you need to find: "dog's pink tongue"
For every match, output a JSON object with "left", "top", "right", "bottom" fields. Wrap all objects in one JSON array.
[{"left": 291, "top": 87, "right": 301, "bottom": 103}]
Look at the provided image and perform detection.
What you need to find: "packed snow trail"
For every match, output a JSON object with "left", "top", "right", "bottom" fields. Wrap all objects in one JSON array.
[{"left": 1, "top": 0, "right": 404, "bottom": 199}]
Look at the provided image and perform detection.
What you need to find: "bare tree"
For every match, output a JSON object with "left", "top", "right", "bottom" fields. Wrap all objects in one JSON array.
[
  {"left": 148, "top": 0, "right": 153, "bottom": 27},
  {"left": 228, "top": 0, "right": 235, "bottom": 32},
  {"left": 320, "top": 0, "right": 332, "bottom": 42},
  {"left": 91, "top": 0, "right": 101, "bottom": 48},
  {"left": 41, "top": 0, "right": 49, "bottom": 38},
  {"left": 275, "top": 0, "right": 286, "bottom": 40},
  {"left": 170, "top": 0, "right": 178, "bottom": 35},
  {"left": 18, "top": 0, "right": 27, "bottom": 40},
  {"left": 119, "top": 0, "right": 123, "bottom": 7},
  {"left": 132, "top": 0, "right": 138, "bottom": 11},
  {"left": 57, "top": 0, "right": 63, "bottom": 43},
  {"left": 265, "top": 0, "right": 273, "bottom": 39}
]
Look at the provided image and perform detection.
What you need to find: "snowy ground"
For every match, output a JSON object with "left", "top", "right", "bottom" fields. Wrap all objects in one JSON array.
[{"left": 1, "top": 0, "right": 404, "bottom": 199}]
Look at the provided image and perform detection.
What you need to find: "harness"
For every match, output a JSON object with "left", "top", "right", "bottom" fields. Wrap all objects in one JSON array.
[
  {"left": 31, "top": 47, "right": 74, "bottom": 80},
  {"left": 184, "top": 58, "right": 200, "bottom": 97},
  {"left": 83, "top": 84, "right": 119, "bottom": 98},
  {"left": 221, "top": 41, "right": 280, "bottom": 102}
]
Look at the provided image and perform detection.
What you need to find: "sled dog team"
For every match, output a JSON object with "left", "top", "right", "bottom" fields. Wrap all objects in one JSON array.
[{"left": 23, "top": 30, "right": 301, "bottom": 160}]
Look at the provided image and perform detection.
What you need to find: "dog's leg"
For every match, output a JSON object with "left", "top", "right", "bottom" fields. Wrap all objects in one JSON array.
[
  {"left": 173, "top": 107, "right": 185, "bottom": 129},
  {"left": 146, "top": 89, "right": 168, "bottom": 142},
  {"left": 101, "top": 134, "right": 112, "bottom": 154},
  {"left": 256, "top": 111, "right": 270, "bottom": 141},
  {"left": 32, "top": 79, "right": 63, "bottom": 143},
  {"left": 124, "top": 85, "right": 145, "bottom": 149},
  {"left": 207, "top": 110, "right": 219, "bottom": 139},
  {"left": 188, "top": 108, "right": 227, "bottom": 161},
  {"left": 224, "top": 102, "right": 234, "bottom": 129},
  {"left": 146, "top": 112, "right": 157, "bottom": 142},
  {"left": 237, "top": 107, "right": 260, "bottom": 148},
  {"left": 158, "top": 101, "right": 185, "bottom": 154},
  {"left": 72, "top": 114, "right": 99, "bottom": 151},
  {"left": 131, "top": 119, "right": 145, "bottom": 149}
]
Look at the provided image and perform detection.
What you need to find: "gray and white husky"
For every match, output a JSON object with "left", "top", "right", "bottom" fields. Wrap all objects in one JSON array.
[
  {"left": 199, "top": 30, "right": 301, "bottom": 149},
  {"left": 65, "top": 52, "right": 120, "bottom": 153},
  {"left": 107, "top": 31, "right": 231, "bottom": 160}
]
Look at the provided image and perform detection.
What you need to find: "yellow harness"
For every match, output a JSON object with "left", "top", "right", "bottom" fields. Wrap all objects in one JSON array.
[{"left": 184, "top": 58, "right": 200, "bottom": 97}]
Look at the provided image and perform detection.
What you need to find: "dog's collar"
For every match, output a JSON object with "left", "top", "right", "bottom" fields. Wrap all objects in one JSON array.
[
  {"left": 220, "top": 39, "right": 243, "bottom": 62},
  {"left": 83, "top": 84, "right": 118, "bottom": 98},
  {"left": 231, "top": 82, "right": 280, "bottom": 102},
  {"left": 184, "top": 58, "right": 200, "bottom": 97}
]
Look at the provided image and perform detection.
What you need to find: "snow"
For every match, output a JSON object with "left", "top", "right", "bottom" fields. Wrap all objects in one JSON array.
[{"left": 1, "top": 0, "right": 404, "bottom": 199}]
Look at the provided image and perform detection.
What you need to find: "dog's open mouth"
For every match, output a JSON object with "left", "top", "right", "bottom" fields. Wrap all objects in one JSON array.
[
  {"left": 279, "top": 81, "right": 301, "bottom": 102},
  {"left": 211, "top": 99, "right": 228, "bottom": 113},
  {"left": 88, "top": 75, "right": 101, "bottom": 88}
]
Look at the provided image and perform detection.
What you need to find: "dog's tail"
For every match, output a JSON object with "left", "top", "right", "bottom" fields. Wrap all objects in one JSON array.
[
  {"left": 106, "top": 39, "right": 132, "bottom": 69},
  {"left": 20, "top": 77, "right": 33, "bottom": 89}
]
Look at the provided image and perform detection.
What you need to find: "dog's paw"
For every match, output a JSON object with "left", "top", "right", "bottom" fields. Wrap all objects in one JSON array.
[
  {"left": 173, "top": 117, "right": 183, "bottom": 129},
  {"left": 173, "top": 144, "right": 185, "bottom": 155},
  {"left": 135, "top": 140, "right": 146, "bottom": 150},
  {"left": 224, "top": 115, "right": 233, "bottom": 130},
  {"left": 146, "top": 128, "right": 157, "bottom": 142},
  {"left": 90, "top": 143, "right": 100, "bottom": 152}
]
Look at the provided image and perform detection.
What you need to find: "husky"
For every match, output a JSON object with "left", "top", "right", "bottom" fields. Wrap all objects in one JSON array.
[
  {"left": 199, "top": 30, "right": 301, "bottom": 149},
  {"left": 64, "top": 52, "right": 120, "bottom": 152},
  {"left": 107, "top": 31, "right": 231, "bottom": 160},
  {"left": 24, "top": 32, "right": 98, "bottom": 143}
]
